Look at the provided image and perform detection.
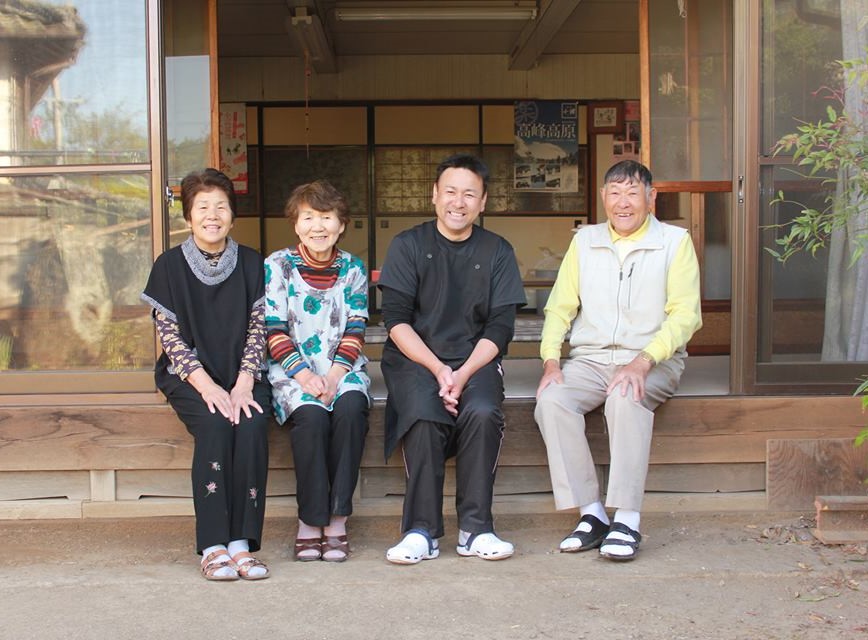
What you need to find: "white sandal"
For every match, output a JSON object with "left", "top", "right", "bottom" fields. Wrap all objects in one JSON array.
[
  {"left": 386, "top": 529, "right": 440, "bottom": 565},
  {"left": 456, "top": 532, "right": 514, "bottom": 560}
]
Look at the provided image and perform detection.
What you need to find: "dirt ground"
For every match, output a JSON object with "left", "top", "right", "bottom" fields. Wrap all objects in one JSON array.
[{"left": 3, "top": 511, "right": 867, "bottom": 640}]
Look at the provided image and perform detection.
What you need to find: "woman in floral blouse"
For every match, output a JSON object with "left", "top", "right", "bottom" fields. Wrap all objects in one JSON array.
[
  {"left": 265, "top": 180, "right": 370, "bottom": 562},
  {"left": 142, "top": 168, "right": 271, "bottom": 581}
]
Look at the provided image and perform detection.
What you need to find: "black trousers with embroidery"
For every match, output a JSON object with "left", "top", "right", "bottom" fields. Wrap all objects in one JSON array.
[
  {"left": 289, "top": 391, "right": 369, "bottom": 527},
  {"left": 167, "top": 381, "right": 271, "bottom": 553},
  {"left": 399, "top": 371, "right": 505, "bottom": 539}
]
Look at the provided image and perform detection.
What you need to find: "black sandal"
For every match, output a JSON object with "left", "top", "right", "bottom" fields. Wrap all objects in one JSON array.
[
  {"left": 559, "top": 514, "right": 610, "bottom": 553},
  {"left": 599, "top": 522, "right": 642, "bottom": 561}
]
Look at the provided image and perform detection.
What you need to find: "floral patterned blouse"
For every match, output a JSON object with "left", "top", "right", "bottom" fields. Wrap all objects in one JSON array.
[{"left": 265, "top": 247, "right": 371, "bottom": 424}]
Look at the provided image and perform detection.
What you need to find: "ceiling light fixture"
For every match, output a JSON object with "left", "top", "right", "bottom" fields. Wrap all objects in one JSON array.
[
  {"left": 335, "top": 5, "right": 538, "bottom": 22},
  {"left": 287, "top": 7, "right": 336, "bottom": 73}
]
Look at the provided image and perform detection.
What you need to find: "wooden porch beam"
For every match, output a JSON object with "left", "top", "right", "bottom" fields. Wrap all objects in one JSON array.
[{"left": 508, "top": 0, "right": 582, "bottom": 70}]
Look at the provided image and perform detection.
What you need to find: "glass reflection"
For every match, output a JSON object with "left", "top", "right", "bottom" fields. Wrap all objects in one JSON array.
[
  {"left": 0, "top": 0, "right": 148, "bottom": 167},
  {"left": 0, "top": 173, "right": 153, "bottom": 371}
]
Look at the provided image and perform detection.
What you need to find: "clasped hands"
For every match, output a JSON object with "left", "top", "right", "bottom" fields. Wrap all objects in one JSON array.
[
  {"left": 435, "top": 364, "right": 469, "bottom": 417},
  {"left": 295, "top": 366, "right": 343, "bottom": 407}
]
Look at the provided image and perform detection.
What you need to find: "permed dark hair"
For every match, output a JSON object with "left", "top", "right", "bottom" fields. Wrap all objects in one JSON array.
[
  {"left": 284, "top": 180, "right": 350, "bottom": 228},
  {"left": 180, "top": 168, "right": 237, "bottom": 222},
  {"left": 434, "top": 153, "right": 490, "bottom": 195}
]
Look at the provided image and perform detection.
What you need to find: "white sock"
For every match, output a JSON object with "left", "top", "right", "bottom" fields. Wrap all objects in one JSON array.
[
  {"left": 227, "top": 539, "right": 249, "bottom": 557},
  {"left": 202, "top": 544, "right": 235, "bottom": 578},
  {"left": 613, "top": 509, "right": 640, "bottom": 532},
  {"left": 228, "top": 538, "right": 267, "bottom": 577},
  {"left": 575, "top": 502, "right": 609, "bottom": 532}
]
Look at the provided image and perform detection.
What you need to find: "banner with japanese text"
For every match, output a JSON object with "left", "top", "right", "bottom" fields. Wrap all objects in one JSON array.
[{"left": 513, "top": 101, "right": 579, "bottom": 192}]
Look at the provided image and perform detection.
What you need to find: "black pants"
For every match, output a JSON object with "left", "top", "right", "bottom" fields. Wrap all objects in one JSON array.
[
  {"left": 400, "top": 371, "right": 505, "bottom": 539},
  {"left": 167, "top": 381, "right": 271, "bottom": 553},
  {"left": 289, "top": 391, "right": 369, "bottom": 527}
]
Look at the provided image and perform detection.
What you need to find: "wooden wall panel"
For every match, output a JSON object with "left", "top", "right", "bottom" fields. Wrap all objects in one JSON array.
[
  {"left": 218, "top": 54, "right": 640, "bottom": 102},
  {"left": 767, "top": 438, "right": 868, "bottom": 510},
  {"left": 482, "top": 105, "right": 514, "bottom": 144},
  {"left": 375, "top": 106, "right": 478, "bottom": 144},
  {"left": 263, "top": 106, "right": 367, "bottom": 145},
  {"left": 0, "top": 408, "right": 291, "bottom": 472},
  {"left": 360, "top": 465, "right": 565, "bottom": 499},
  {"left": 0, "top": 471, "right": 90, "bottom": 501},
  {"left": 645, "top": 463, "right": 765, "bottom": 493}
]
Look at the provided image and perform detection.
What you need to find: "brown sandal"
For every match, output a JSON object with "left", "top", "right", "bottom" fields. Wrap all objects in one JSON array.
[
  {"left": 200, "top": 549, "right": 239, "bottom": 581},
  {"left": 294, "top": 537, "right": 322, "bottom": 561},
  {"left": 231, "top": 551, "right": 270, "bottom": 580},
  {"left": 322, "top": 534, "right": 349, "bottom": 563}
]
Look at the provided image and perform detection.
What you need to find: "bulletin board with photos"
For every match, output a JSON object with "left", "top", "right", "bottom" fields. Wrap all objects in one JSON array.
[
  {"left": 612, "top": 101, "right": 641, "bottom": 162},
  {"left": 482, "top": 146, "right": 588, "bottom": 215}
]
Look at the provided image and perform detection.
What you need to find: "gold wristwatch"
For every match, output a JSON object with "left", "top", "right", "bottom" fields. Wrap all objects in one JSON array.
[{"left": 638, "top": 350, "right": 656, "bottom": 365}]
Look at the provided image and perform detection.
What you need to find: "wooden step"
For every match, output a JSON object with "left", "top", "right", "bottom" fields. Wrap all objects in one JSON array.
[{"left": 813, "top": 495, "right": 868, "bottom": 544}]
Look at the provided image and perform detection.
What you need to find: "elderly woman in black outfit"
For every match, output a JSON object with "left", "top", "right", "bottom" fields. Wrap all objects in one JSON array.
[{"left": 142, "top": 168, "right": 272, "bottom": 581}]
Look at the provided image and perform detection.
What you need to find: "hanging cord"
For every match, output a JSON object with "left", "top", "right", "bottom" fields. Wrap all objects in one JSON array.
[
  {"left": 677, "top": 0, "right": 686, "bottom": 18},
  {"left": 304, "top": 48, "right": 311, "bottom": 158}
]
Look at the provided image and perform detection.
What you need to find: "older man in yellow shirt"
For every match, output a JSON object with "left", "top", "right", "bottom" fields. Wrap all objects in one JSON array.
[{"left": 534, "top": 160, "right": 702, "bottom": 561}]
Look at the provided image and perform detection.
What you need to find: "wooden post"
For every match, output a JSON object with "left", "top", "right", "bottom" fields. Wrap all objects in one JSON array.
[{"left": 90, "top": 470, "right": 117, "bottom": 502}]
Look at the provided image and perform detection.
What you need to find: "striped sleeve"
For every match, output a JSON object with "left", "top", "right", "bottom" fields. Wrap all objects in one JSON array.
[
  {"left": 266, "top": 324, "right": 309, "bottom": 377},
  {"left": 333, "top": 315, "right": 366, "bottom": 370}
]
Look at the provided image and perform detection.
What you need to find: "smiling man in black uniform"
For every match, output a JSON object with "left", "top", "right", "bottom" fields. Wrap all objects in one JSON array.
[{"left": 378, "top": 154, "right": 526, "bottom": 564}]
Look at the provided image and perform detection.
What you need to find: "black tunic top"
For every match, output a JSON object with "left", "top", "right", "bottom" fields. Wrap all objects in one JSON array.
[
  {"left": 377, "top": 221, "right": 526, "bottom": 457},
  {"left": 142, "top": 237, "right": 265, "bottom": 396}
]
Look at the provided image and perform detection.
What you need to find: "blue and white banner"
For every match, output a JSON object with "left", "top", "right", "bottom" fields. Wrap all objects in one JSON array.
[{"left": 513, "top": 100, "right": 579, "bottom": 192}]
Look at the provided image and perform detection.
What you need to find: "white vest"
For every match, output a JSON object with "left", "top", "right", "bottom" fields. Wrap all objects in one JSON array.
[{"left": 568, "top": 216, "right": 688, "bottom": 365}]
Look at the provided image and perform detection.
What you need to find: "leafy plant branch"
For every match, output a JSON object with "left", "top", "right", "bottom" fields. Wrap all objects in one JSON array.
[{"left": 768, "top": 53, "right": 868, "bottom": 265}]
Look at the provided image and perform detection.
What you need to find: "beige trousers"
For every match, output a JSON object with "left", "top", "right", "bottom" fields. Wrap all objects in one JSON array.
[{"left": 534, "top": 357, "right": 683, "bottom": 512}]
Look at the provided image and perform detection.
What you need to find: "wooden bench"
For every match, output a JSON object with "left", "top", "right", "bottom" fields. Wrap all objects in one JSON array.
[{"left": 0, "top": 395, "right": 863, "bottom": 519}]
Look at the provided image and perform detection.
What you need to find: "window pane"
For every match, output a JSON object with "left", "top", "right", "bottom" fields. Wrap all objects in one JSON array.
[
  {"left": 654, "top": 191, "right": 732, "bottom": 301},
  {"left": 761, "top": 0, "right": 843, "bottom": 152},
  {"left": 759, "top": 1, "right": 868, "bottom": 381},
  {"left": 704, "top": 192, "right": 732, "bottom": 301},
  {"left": 0, "top": 173, "right": 153, "bottom": 371},
  {"left": 0, "top": 0, "right": 148, "bottom": 167},
  {"left": 758, "top": 165, "right": 830, "bottom": 363},
  {"left": 648, "top": 0, "right": 732, "bottom": 180},
  {"left": 375, "top": 146, "right": 476, "bottom": 214}
]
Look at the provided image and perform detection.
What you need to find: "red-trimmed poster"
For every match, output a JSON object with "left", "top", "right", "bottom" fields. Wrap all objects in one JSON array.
[{"left": 219, "top": 103, "right": 248, "bottom": 195}]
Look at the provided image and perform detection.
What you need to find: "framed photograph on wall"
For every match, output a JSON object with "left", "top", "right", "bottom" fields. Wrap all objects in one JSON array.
[{"left": 589, "top": 101, "right": 623, "bottom": 134}]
